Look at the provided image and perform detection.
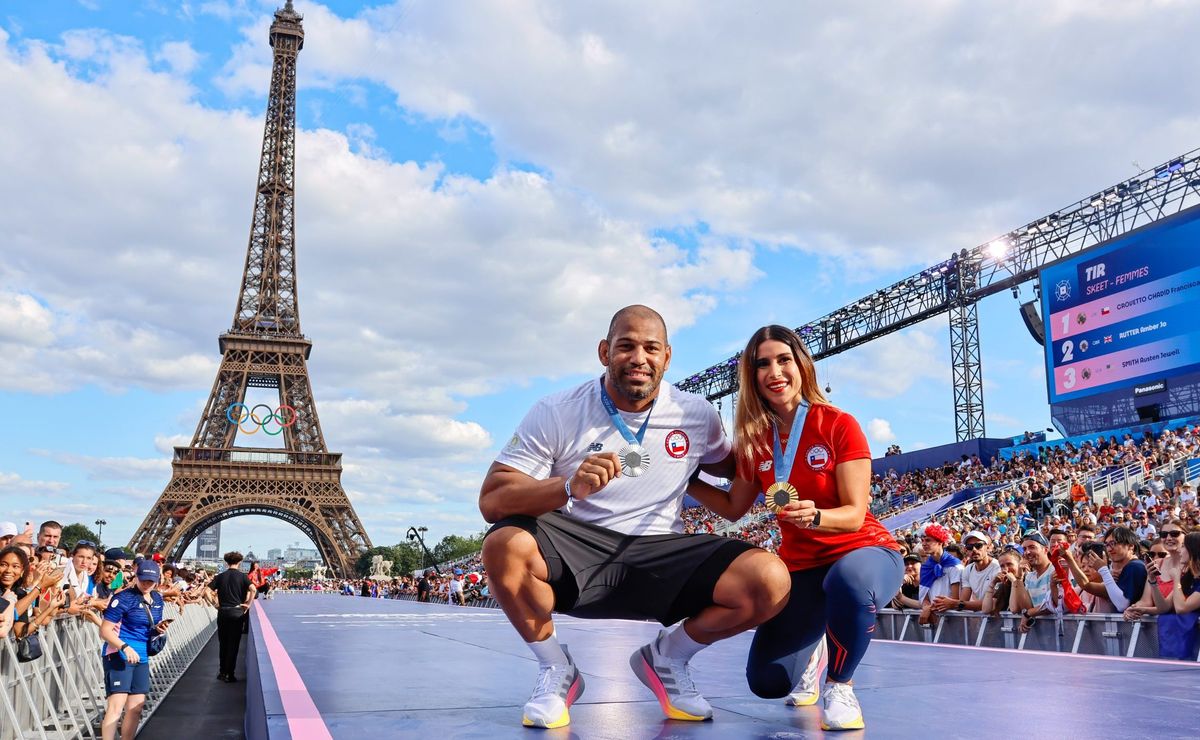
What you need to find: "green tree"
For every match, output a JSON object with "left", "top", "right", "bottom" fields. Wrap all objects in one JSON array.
[
  {"left": 430, "top": 531, "right": 486, "bottom": 565},
  {"left": 284, "top": 567, "right": 313, "bottom": 579},
  {"left": 60, "top": 523, "right": 101, "bottom": 552},
  {"left": 390, "top": 541, "right": 425, "bottom": 575}
]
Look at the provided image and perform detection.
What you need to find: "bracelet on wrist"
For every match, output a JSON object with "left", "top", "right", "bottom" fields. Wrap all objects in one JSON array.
[{"left": 563, "top": 479, "right": 575, "bottom": 514}]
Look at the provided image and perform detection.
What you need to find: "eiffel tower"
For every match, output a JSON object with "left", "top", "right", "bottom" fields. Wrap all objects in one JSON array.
[{"left": 128, "top": 1, "right": 371, "bottom": 576}]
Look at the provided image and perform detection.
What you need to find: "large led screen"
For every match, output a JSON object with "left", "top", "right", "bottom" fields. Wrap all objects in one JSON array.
[{"left": 1041, "top": 205, "right": 1200, "bottom": 404}]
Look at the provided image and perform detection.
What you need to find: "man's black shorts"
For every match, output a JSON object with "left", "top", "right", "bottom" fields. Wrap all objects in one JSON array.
[{"left": 486, "top": 512, "right": 756, "bottom": 626}]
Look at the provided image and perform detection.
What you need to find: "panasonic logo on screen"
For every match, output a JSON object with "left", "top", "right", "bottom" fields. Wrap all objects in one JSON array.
[{"left": 1133, "top": 380, "right": 1167, "bottom": 397}]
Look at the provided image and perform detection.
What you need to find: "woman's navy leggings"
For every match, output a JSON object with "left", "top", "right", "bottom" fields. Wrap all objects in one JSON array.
[{"left": 746, "top": 546, "right": 903, "bottom": 697}]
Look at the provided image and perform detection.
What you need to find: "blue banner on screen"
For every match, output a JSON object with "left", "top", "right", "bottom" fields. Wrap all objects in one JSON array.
[{"left": 1040, "top": 205, "right": 1200, "bottom": 404}]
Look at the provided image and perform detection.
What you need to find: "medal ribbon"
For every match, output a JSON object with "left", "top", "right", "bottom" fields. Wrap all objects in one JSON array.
[
  {"left": 599, "top": 377, "right": 654, "bottom": 445},
  {"left": 771, "top": 402, "right": 810, "bottom": 487}
]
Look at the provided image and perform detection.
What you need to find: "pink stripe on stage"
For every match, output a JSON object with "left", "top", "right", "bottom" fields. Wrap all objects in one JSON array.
[{"left": 253, "top": 601, "right": 333, "bottom": 740}]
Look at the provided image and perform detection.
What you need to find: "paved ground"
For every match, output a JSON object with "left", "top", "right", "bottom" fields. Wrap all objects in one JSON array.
[
  {"left": 249, "top": 593, "right": 1200, "bottom": 739},
  {"left": 139, "top": 629, "right": 247, "bottom": 739}
]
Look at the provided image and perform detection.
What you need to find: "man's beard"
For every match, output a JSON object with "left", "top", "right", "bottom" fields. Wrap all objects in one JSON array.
[{"left": 608, "top": 366, "right": 659, "bottom": 401}]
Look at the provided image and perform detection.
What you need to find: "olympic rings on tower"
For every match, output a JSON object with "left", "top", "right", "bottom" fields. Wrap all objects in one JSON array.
[{"left": 225, "top": 403, "right": 297, "bottom": 436}]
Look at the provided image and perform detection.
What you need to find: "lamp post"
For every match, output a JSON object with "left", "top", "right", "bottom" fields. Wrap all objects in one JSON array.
[
  {"left": 94, "top": 519, "right": 107, "bottom": 546},
  {"left": 406, "top": 526, "right": 438, "bottom": 574}
]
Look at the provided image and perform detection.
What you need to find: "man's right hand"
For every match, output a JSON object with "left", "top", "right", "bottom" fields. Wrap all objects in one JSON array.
[{"left": 569, "top": 453, "right": 621, "bottom": 500}]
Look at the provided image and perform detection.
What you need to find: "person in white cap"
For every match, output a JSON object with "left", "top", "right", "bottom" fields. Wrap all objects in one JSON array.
[
  {"left": 951, "top": 531, "right": 1000, "bottom": 612},
  {"left": 0, "top": 522, "right": 18, "bottom": 550}
]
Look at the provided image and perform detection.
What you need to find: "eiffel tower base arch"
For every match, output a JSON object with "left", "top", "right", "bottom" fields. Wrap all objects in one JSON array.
[{"left": 129, "top": 461, "right": 369, "bottom": 578}]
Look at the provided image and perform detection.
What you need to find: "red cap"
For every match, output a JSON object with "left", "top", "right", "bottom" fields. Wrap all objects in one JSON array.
[{"left": 151, "top": 553, "right": 164, "bottom": 563}]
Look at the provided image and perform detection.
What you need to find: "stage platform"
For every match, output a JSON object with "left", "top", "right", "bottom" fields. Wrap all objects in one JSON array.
[{"left": 246, "top": 594, "right": 1199, "bottom": 739}]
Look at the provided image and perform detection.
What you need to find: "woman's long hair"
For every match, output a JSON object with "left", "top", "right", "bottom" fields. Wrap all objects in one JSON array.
[
  {"left": 734, "top": 325, "right": 831, "bottom": 479},
  {"left": 1181, "top": 532, "right": 1200, "bottom": 594}
]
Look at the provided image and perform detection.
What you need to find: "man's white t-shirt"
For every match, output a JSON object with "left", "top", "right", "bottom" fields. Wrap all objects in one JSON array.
[
  {"left": 496, "top": 378, "right": 730, "bottom": 535},
  {"left": 960, "top": 558, "right": 1001, "bottom": 603},
  {"left": 918, "top": 564, "right": 963, "bottom": 603}
]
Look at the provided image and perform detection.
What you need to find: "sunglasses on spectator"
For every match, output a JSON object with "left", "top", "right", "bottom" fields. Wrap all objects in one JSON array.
[
  {"left": 75, "top": 540, "right": 96, "bottom": 548},
  {"left": 964, "top": 542, "right": 988, "bottom": 550},
  {"left": 1150, "top": 552, "right": 1168, "bottom": 559},
  {"left": 1162, "top": 530, "right": 1183, "bottom": 537}
]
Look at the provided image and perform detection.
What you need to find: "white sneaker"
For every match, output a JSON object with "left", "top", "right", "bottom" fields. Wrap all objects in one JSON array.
[
  {"left": 820, "top": 681, "right": 864, "bottom": 731},
  {"left": 629, "top": 629, "right": 713, "bottom": 721},
  {"left": 785, "top": 639, "right": 826, "bottom": 707},
  {"left": 522, "top": 648, "right": 585, "bottom": 729}
]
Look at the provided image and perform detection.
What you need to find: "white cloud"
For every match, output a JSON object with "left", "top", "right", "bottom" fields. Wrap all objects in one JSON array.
[
  {"left": 30, "top": 450, "right": 170, "bottom": 481},
  {"left": 0, "top": 470, "right": 70, "bottom": 494},
  {"left": 154, "top": 434, "right": 191, "bottom": 455},
  {"left": 255, "top": 1, "right": 1200, "bottom": 275},
  {"left": 0, "top": 292, "right": 55, "bottom": 346},
  {"left": 866, "top": 418, "right": 896, "bottom": 445},
  {"left": 0, "top": 27, "right": 755, "bottom": 411},
  {"left": 833, "top": 322, "right": 950, "bottom": 399},
  {"left": 319, "top": 398, "right": 491, "bottom": 459},
  {"left": 155, "top": 40, "right": 201, "bottom": 75}
]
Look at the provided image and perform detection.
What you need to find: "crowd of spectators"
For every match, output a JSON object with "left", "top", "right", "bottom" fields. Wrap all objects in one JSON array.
[
  {"left": 1, "top": 518, "right": 228, "bottom": 738},
  {"left": 277, "top": 562, "right": 494, "bottom": 607},
  {"left": 872, "top": 424, "right": 1200, "bottom": 659},
  {"left": 0, "top": 519, "right": 218, "bottom": 643}
]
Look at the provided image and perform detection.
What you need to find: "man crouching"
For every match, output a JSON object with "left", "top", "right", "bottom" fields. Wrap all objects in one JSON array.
[{"left": 479, "top": 305, "right": 790, "bottom": 728}]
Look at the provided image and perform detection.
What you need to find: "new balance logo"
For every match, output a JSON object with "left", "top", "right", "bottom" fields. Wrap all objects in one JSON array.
[
  {"left": 587, "top": 442, "right": 603, "bottom": 452},
  {"left": 758, "top": 460, "right": 773, "bottom": 472}
]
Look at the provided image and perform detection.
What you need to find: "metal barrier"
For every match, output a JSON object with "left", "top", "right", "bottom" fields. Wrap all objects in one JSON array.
[
  {"left": 873, "top": 608, "right": 1200, "bottom": 661},
  {"left": 276, "top": 591, "right": 1196, "bottom": 662},
  {"left": 1, "top": 602, "right": 216, "bottom": 740}
]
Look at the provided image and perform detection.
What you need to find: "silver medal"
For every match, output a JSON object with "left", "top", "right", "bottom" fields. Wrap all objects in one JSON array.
[{"left": 619, "top": 443, "right": 650, "bottom": 477}]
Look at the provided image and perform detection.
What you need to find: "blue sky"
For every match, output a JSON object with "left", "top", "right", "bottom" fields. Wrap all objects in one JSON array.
[{"left": 2, "top": 0, "right": 1198, "bottom": 557}]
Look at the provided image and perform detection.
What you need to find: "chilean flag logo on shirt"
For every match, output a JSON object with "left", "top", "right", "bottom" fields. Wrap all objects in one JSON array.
[
  {"left": 806, "top": 444, "right": 831, "bottom": 470},
  {"left": 665, "top": 430, "right": 690, "bottom": 458}
]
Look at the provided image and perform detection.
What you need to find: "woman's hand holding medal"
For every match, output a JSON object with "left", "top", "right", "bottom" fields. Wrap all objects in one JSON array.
[{"left": 775, "top": 499, "right": 819, "bottom": 529}]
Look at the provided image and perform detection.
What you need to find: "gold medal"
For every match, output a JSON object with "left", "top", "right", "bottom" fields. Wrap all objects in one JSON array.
[
  {"left": 764, "top": 481, "right": 800, "bottom": 513},
  {"left": 619, "top": 444, "right": 650, "bottom": 477}
]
